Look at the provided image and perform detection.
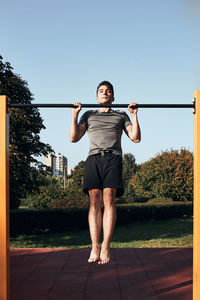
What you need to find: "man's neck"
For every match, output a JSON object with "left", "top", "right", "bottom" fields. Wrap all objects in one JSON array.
[{"left": 98, "top": 107, "right": 112, "bottom": 113}]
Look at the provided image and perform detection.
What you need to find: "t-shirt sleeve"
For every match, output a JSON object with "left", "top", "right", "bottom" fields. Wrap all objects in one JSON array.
[
  {"left": 78, "top": 111, "right": 89, "bottom": 129},
  {"left": 123, "top": 112, "right": 132, "bottom": 129}
]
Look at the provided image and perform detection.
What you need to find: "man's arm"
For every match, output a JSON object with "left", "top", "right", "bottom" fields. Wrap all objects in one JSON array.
[
  {"left": 69, "top": 102, "right": 87, "bottom": 142},
  {"left": 124, "top": 102, "right": 141, "bottom": 143}
]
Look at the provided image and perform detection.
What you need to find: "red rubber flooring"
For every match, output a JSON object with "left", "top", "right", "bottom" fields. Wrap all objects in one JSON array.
[{"left": 10, "top": 248, "right": 192, "bottom": 300}]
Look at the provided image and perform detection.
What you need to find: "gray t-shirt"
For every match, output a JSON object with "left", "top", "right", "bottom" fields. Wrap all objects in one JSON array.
[{"left": 79, "top": 109, "right": 132, "bottom": 157}]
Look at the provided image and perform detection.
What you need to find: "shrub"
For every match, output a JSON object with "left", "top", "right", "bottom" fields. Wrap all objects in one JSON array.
[
  {"left": 26, "top": 182, "right": 89, "bottom": 209},
  {"left": 131, "top": 149, "right": 193, "bottom": 202},
  {"left": 10, "top": 202, "right": 193, "bottom": 236}
]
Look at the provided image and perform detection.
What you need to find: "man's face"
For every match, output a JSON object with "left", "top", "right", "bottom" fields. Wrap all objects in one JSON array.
[{"left": 97, "top": 85, "right": 114, "bottom": 104}]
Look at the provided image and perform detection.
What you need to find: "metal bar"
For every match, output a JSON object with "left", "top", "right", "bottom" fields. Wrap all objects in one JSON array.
[
  {"left": 0, "top": 96, "right": 10, "bottom": 300},
  {"left": 7, "top": 103, "right": 194, "bottom": 109},
  {"left": 193, "top": 90, "right": 200, "bottom": 300}
]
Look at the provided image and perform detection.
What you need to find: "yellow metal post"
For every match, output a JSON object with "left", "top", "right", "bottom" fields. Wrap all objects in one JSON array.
[
  {"left": 193, "top": 90, "right": 200, "bottom": 300},
  {"left": 0, "top": 96, "right": 10, "bottom": 300}
]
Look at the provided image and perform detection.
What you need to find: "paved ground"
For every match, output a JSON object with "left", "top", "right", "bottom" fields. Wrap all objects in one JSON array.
[{"left": 10, "top": 248, "right": 192, "bottom": 300}]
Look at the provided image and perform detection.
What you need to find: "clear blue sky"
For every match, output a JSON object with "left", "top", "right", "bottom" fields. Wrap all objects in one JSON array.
[{"left": 1, "top": 0, "right": 199, "bottom": 168}]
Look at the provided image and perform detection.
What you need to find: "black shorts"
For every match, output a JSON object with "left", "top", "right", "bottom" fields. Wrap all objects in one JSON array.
[{"left": 83, "top": 152, "right": 124, "bottom": 197}]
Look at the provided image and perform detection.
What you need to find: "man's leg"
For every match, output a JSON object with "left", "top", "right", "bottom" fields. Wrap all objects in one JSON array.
[
  {"left": 98, "top": 187, "right": 117, "bottom": 264},
  {"left": 88, "top": 189, "right": 102, "bottom": 263}
]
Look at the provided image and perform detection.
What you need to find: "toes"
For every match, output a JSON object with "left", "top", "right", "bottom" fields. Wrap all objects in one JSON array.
[
  {"left": 88, "top": 256, "right": 99, "bottom": 263},
  {"left": 98, "top": 258, "right": 110, "bottom": 264}
]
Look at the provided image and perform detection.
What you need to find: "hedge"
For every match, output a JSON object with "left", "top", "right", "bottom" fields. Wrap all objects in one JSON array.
[{"left": 10, "top": 202, "right": 193, "bottom": 237}]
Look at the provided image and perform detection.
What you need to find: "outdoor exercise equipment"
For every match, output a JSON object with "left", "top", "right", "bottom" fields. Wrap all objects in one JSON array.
[
  {"left": 0, "top": 92, "right": 200, "bottom": 300},
  {"left": 8, "top": 103, "right": 194, "bottom": 108}
]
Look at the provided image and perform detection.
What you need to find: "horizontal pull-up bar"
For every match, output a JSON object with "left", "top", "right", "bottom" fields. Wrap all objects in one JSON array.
[{"left": 7, "top": 103, "right": 195, "bottom": 109}]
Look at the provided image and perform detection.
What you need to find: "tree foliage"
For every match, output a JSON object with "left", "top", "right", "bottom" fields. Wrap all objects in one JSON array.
[
  {"left": 131, "top": 149, "right": 193, "bottom": 202},
  {"left": 120, "top": 153, "right": 137, "bottom": 202},
  {"left": 0, "top": 55, "right": 53, "bottom": 208},
  {"left": 27, "top": 162, "right": 89, "bottom": 209},
  {"left": 23, "top": 149, "right": 193, "bottom": 209},
  {"left": 71, "top": 160, "right": 85, "bottom": 185}
]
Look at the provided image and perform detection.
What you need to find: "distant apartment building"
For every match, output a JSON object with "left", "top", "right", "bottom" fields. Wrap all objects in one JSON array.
[
  {"left": 67, "top": 167, "right": 73, "bottom": 177},
  {"left": 55, "top": 153, "right": 67, "bottom": 177},
  {"left": 45, "top": 154, "right": 57, "bottom": 175},
  {"left": 45, "top": 152, "right": 68, "bottom": 177}
]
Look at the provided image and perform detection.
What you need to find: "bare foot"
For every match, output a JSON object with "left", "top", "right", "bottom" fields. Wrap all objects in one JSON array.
[
  {"left": 98, "top": 243, "right": 110, "bottom": 264},
  {"left": 88, "top": 244, "right": 100, "bottom": 263}
]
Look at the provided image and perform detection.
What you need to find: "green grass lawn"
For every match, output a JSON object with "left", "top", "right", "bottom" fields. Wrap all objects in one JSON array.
[{"left": 10, "top": 217, "right": 193, "bottom": 248}]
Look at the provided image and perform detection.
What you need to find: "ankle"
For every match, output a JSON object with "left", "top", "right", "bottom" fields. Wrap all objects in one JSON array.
[
  {"left": 92, "top": 243, "right": 100, "bottom": 249},
  {"left": 101, "top": 241, "right": 110, "bottom": 248}
]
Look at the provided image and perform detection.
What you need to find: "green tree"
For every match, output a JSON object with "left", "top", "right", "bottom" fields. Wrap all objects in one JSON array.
[
  {"left": 0, "top": 55, "right": 53, "bottom": 208},
  {"left": 131, "top": 149, "right": 193, "bottom": 202},
  {"left": 26, "top": 161, "right": 89, "bottom": 209},
  {"left": 71, "top": 160, "right": 85, "bottom": 185},
  {"left": 120, "top": 153, "right": 137, "bottom": 203}
]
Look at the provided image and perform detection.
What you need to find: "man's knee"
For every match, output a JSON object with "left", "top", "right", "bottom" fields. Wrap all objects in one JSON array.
[
  {"left": 89, "top": 189, "right": 102, "bottom": 207},
  {"left": 103, "top": 188, "right": 117, "bottom": 206}
]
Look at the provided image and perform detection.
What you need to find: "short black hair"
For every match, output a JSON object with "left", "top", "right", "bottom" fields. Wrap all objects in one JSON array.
[{"left": 96, "top": 81, "right": 114, "bottom": 96}]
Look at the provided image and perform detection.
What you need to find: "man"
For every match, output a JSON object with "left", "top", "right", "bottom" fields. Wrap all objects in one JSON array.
[{"left": 70, "top": 81, "right": 141, "bottom": 264}]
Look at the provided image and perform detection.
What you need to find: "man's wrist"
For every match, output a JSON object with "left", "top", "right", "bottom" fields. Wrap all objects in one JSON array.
[
  {"left": 131, "top": 112, "right": 137, "bottom": 118},
  {"left": 72, "top": 113, "right": 79, "bottom": 121}
]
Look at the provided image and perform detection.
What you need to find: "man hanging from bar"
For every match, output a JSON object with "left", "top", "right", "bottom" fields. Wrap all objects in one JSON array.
[{"left": 69, "top": 81, "right": 141, "bottom": 264}]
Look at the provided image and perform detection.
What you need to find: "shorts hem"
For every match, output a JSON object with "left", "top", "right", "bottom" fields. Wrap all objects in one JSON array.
[{"left": 83, "top": 187, "right": 124, "bottom": 197}]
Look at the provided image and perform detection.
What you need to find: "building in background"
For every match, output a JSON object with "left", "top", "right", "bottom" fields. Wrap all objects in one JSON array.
[
  {"left": 45, "top": 152, "right": 68, "bottom": 177},
  {"left": 45, "top": 154, "right": 57, "bottom": 175},
  {"left": 67, "top": 167, "right": 73, "bottom": 177},
  {"left": 55, "top": 153, "right": 67, "bottom": 177}
]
